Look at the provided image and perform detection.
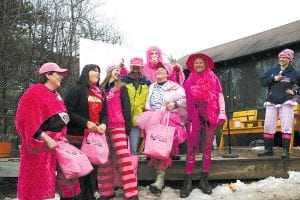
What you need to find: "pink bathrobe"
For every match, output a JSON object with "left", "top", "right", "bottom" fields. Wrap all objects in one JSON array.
[{"left": 15, "top": 83, "right": 67, "bottom": 200}]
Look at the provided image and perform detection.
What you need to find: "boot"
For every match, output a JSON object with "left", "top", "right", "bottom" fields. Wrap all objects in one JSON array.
[
  {"left": 149, "top": 169, "right": 165, "bottom": 194},
  {"left": 180, "top": 174, "right": 193, "bottom": 198},
  {"left": 282, "top": 138, "right": 291, "bottom": 160},
  {"left": 257, "top": 138, "right": 274, "bottom": 156},
  {"left": 199, "top": 172, "right": 212, "bottom": 194}
]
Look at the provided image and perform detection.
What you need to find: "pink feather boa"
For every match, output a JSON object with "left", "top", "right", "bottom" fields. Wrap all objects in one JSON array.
[{"left": 188, "top": 68, "right": 220, "bottom": 125}]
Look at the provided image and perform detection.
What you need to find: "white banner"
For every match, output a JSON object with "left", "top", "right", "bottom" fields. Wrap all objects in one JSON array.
[{"left": 80, "top": 38, "right": 145, "bottom": 81}]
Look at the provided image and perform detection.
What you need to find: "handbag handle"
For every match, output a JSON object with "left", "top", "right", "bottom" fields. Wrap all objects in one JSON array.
[{"left": 158, "top": 111, "right": 171, "bottom": 126}]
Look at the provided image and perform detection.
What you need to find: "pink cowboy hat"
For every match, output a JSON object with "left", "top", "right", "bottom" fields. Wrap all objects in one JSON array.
[{"left": 186, "top": 52, "right": 214, "bottom": 71}]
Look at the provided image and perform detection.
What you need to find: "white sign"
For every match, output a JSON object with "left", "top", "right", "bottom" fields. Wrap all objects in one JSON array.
[{"left": 80, "top": 38, "right": 145, "bottom": 82}]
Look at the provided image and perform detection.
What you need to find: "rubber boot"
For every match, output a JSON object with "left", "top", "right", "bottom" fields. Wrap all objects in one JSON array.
[
  {"left": 149, "top": 169, "right": 165, "bottom": 194},
  {"left": 282, "top": 138, "right": 291, "bottom": 160},
  {"left": 180, "top": 174, "right": 193, "bottom": 198},
  {"left": 199, "top": 172, "right": 212, "bottom": 194},
  {"left": 257, "top": 138, "right": 274, "bottom": 156}
]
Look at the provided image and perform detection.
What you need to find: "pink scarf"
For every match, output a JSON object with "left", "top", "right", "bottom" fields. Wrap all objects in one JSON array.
[{"left": 90, "top": 84, "right": 103, "bottom": 100}]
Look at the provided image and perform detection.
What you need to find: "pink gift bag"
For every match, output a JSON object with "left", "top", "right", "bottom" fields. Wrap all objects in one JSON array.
[
  {"left": 55, "top": 140, "right": 93, "bottom": 179},
  {"left": 144, "top": 112, "right": 176, "bottom": 160},
  {"left": 81, "top": 130, "right": 109, "bottom": 165}
]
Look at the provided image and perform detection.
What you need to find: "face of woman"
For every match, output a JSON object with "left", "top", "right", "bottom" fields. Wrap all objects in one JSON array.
[
  {"left": 111, "top": 68, "right": 121, "bottom": 81},
  {"left": 193, "top": 57, "right": 207, "bottom": 73},
  {"left": 279, "top": 56, "right": 291, "bottom": 68},
  {"left": 88, "top": 67, "right": 100, "bottom": 85},
  {"left": 156, "top": 67, "right": 168, "bottom": 81},
  {"left": 46, "top": 72, "right": 64, "bottom": 90}
]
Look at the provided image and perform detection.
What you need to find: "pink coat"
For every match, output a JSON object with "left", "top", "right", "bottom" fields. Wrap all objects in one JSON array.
[
  {"left": 139, "top": 80, "right": 187, "bottom": 155},
  {"left": 15, "top": 84, "right": 67, "bottom": 200}
]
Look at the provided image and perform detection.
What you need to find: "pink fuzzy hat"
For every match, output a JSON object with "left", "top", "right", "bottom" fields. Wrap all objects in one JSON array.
[
  {"left": 278, "top": 49, "right": 294, "bottom": 60},
  {"left": 130, "top": 57, "right": 144, "bottom": 67},
  {"left": 106, "top": 64, "right": 121, "bottom": 73},
  {"left": 38, "top": 62, "right": 68, "bottom": 75}
]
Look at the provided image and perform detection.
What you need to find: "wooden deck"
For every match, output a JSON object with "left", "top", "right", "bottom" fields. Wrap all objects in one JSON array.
[
  {"left": 138, "top": 147, "right": 300, "bottom": 181},
  {"left": 1, "top": 147, "right": 300, "bottom": 181}
]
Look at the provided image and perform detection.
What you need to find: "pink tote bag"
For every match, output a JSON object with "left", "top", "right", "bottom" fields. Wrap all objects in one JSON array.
[
  {"left": 144, "top": 112, "right": 176, "bottom": 160},
  {"left": 81, "top": 130, "right": 109, "bottom": 165},
  {"left": 55, "top": 140, "right": 93, "bottom": 179}
]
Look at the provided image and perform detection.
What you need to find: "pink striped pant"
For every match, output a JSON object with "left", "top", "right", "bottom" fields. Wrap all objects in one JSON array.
[
  {"left": 264, "top": 104, "right": 294, "bottom": 134},
  {"left": 97, "top": 127, "right": 138, "bottom": 199}
]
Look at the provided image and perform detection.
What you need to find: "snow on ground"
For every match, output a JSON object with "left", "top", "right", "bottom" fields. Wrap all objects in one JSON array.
[{"left": 3, "top": 171, "right": 300, "bottom": 200}]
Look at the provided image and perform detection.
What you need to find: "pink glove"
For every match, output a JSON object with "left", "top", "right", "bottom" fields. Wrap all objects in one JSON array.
[{"left": 217, "top": 93, "right": 227, "bottom": 125}]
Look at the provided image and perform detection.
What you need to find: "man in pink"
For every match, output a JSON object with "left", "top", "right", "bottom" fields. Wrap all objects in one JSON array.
[
  {"left": 144, "top": 46, "right": 185, "bottom": 85},
  {"left": 180, "top": 52, "right": 227, "bottom": 197}
]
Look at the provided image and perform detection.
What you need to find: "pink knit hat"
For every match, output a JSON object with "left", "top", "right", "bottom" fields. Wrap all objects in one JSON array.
[
  {"left": 38, "top": 62, "right": 68, "bottom": 75},
  {"left": 106, "top": 64, "right": 121, "bottom": 73},
  {"left": 130, "top": 57, "right": 144, "bottom": 67},
  {"left": 278, "top": 49, "right": 294, "bottom": 60}
]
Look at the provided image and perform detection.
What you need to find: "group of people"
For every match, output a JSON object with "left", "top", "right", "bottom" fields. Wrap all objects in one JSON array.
[{"left": 15, "top": 46, "right": 298, "bottom": 200}]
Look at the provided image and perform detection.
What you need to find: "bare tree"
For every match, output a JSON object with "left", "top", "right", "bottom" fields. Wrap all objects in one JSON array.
[{"left": 0, "top": 0, "right": 123, "bottom": 136}]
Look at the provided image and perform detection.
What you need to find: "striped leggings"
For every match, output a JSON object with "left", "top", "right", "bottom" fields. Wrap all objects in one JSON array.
[{"left": 97, "top": 127, "right": 138, "bottom": 199}]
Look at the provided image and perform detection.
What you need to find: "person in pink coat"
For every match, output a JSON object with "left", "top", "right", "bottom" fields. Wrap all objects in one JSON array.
[
  {"left": 180, "top": 52, "right": 227, "bottom": 197},
  {"left": 143, "top": 46, "right": 185, "bottom": 85},
  {"left": 15, "top": 63, "right": 70, "bottom": 200},
  {"left": 137, "top": 62, "right": 186, "bottom": 194}
]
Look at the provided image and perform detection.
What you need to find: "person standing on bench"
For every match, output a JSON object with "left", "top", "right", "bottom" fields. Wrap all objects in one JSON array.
[
  {"left": 258, "top": 49, "right": 300, "bottom": 159},
  {"left": 180, "top": 52, "right": 227, "bottom": 197}
]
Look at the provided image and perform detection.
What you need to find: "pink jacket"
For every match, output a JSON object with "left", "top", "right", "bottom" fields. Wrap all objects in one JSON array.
[
  {"left": 106, "top": 85, "right": 125, "bottom": 128},
  {"left": 140, "top": 80, "right": 187, "bottom": 154}
]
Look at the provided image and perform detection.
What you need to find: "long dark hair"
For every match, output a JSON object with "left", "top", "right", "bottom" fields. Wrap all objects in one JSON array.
[
  {"left": 76, "top": 64, "right": 102, "bottom": 98},
  {"left": 77, "top": 64, "right": 101, "bottom": 88}
]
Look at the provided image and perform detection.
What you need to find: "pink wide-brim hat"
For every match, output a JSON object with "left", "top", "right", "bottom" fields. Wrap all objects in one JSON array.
[
  {"left": 186, "top": 52, "right": 214, "bottom": 71},
  {"left": 38, "top": 62, "right": 68, "bottom": 75},
  {"left": 130, "top": 57, "right": 144, "bottom": 67}
]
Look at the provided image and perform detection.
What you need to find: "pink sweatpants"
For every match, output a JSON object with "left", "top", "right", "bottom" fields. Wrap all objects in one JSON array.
[
  {"left": 97, "top": 127, "right": 138, "bottom": 199},
  {"left": 264, "top": 104, "right": 294, "bottom": 134},
  {"left": 185, "top": 126, "right": 216, "bottom": 173}
]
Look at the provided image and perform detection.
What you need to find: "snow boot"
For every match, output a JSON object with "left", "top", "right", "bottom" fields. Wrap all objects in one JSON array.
[
  {"left": 149, "top": 169, "right": 165, "bottom": 194},
  {"left": 257, "top": 138, "right": 274, "bottom": 156},
  {"left": 199, "top": 172, "right": 212, "bottom": 194},
  {"left": 282, "top": 138, "right": 291, "bottom": 160},
  {"left": 180, "top": 174, "right": 193, "bottom": 198}
]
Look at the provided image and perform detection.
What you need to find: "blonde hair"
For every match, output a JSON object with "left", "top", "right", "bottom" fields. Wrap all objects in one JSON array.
[{"left": 100, "top": 71, "right": 122, "bottom": 90}]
